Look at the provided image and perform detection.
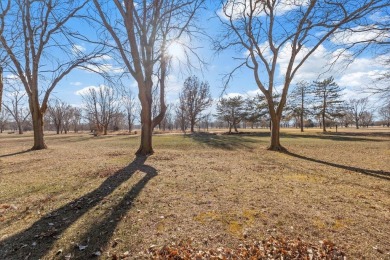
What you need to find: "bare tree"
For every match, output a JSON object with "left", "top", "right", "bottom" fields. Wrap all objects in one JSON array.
[
  {"left": 48, "top": 99, "right": 70, "bottom": 134},
  {"left": 347, "top": 97, "right": 370, "bottom": 129},
  {"left": 92, "top": 0, "right": 205, "bottom": 155},
  {"left": 216, "top": 0, "right": 386, "bottom": 150},
  {"left": 122, "top": 90, "right": 138, "bottom": 133},
  {"left": 179, "top": 76, "right": 213, "bottom": 132},
  {"left": 175, "top": 102, "right": 188, "bottom": 132},
  {"left": 2, "top": 84, "right": 30, "bottom": 134},
  {"left": 0, "top": 107, "right": 9, "bottom": 133},
  {"left": 379, "top": 102, "right": 390, "bottom": 127},
  {"left": 82, "top": 86, "right": 120, "bottom": 135},
  {"left": 70, "top": 107, "right": 82, "bottom": 133},
  {"left": 0, "top": 0, "right": 105, "bottom": 149},
  {"left": 361, "top": 111, "right": 374, "bottom": 127}
]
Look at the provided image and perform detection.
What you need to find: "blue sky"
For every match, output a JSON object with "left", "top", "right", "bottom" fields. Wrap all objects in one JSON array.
[{"left": 4, "top": 1, "right": 389, "bottom": 111}]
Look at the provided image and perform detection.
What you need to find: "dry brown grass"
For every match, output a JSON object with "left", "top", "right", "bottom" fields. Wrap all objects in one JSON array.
[{"left": 0, "top": 128, "right": 389, "bottom": 259}]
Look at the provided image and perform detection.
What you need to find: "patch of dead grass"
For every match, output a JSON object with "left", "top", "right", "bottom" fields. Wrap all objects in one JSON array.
[{"left": 0, "top": 129, "right": 389, "bottom": 259}]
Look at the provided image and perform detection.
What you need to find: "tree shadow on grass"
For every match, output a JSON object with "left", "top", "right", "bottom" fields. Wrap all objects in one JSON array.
[
  {"left": 282, "top": 132, "right": 385, "bottom": 142},
  {"left": 0, "top": 150, "right": 32, "bottom": 158},
  {"left": 285, "top": 151, "right": 390, "bottom": 181},
  {"left": 0, "top": 155, "right": 157, "bottom": 260},
  {"left": 188, "top": 132, "right": 262, "bottom": 150}
]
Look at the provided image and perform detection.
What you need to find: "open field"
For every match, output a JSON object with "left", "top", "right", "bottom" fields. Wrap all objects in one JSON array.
[{"left": 0, "top": 128, "right": 389, "bottom": 259}]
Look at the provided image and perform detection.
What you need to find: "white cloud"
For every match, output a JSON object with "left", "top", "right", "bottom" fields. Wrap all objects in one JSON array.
[
  {"left": 70, "top": 81, "right": 83, "bottom": 86},
  {"left": 331, "top": 25, "right": 389, "bottom": 46},
  {"left": 72, "top": 44, "right": 86, "bottom": 54},
  {"left": 222, "top": 92, "right": 245, "bottom": 99},
  {"left": 92, "top": 55, "right": 113, "bottom": 62},
  {"left": 369, "top": 11, "right": 390, "bottom": 23},
  {"left": 218, "top": 0, "right": 308, "bottom": 20},
  {"left": 74, "top": 85, "right": 109, "bottom": 96},
  {"left": 81, "top": 63, "right": 125, "bottom": 74}
]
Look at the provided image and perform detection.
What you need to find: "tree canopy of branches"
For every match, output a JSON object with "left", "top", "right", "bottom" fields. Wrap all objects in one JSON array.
[
  {"left": 0, "top": 0, "right": 105, "bottom": 150},
  {"left": 93, "top": 0, "right": 205, "bottom": 155},
  {"left": 178, "top": 76, "right": 213, "bottom": 132},
  {"left": 82, "top": 86, "right": 119, "bottom": 135},
  {"left": 2, "top": 84, "right": 30, "bottom": 134},
  {"left": 216, "top": 0, "right": 387, "bottom": 150},
  {"left": 313, "top": 77, "right": 344, "bottom": 132},
  {"left": 216, "top": 96, "right": 245, "bottom": 133},
  {"left": 379, "top": 102, "right": 390, "bottom": 127},
  {"left": 122, "top": 90, "right": 138, "bottom": 133},
  {"left": 0, "top": 108, "right": 8, "bottom": 133},
  {"left": 48, "top": 99, "right": 72, "bottom": 134},
  {"left": 347, "top": 97, "right": 370, "bottom": 129}
]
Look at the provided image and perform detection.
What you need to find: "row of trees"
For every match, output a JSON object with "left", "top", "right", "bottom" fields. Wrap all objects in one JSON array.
[
  {"left": 215, "top": 77, "right": 390, "bottom": 133},
  {"left": 0, "top": 0, "right": 389, "bottom": 154},
  {"left": 1, "top": 74, "right": 389, "bottom": 135}
]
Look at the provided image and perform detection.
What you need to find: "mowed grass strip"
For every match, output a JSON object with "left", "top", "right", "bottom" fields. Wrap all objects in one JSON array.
[{"left": 0, "top": 129, "right": 389, "bottom": 259}]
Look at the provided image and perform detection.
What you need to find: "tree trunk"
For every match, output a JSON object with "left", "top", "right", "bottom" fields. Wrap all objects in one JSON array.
[
  {"left": 17, "top": 121, "right": 23, "bottom": 134},
  {"left": 31, "top": 109, "right": 47, "bottom": 150},
  {"left": 268, "top": 115, "right": 286, "bottom": 151},
  {"left": 136, "top": 86, "right": 154, "bottom": 156},
  {"left": 322, "top": 112, "right": 326, "bottom": 133},
  {"left": 190, "top": 119, "right": 195, "bottom": 132},
  {"left": 0, "top": 67, "right": 3, "bottom": 113},
  {"left": 128, "top": 115, "right": 133, "bottom": 133}
]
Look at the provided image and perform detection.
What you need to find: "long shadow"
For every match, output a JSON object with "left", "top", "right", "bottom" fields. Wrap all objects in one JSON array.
[
  {"left": 0, "top": 150, "right": 32, "bottom": 158},
  {"left": 285, "top": 151, "right": 390, "bottom": 181},
  {"left": 282, "top": 133, "right": 385, "bottom": 142},
  {"left": 0, "top": 155, "right": 157, "bottom": 260},
  {"left": 188, "top": 132, "right": 261, "bottom": 150},
  {"left": 215, "top": 131, "right": 385, "bottom": 142}
]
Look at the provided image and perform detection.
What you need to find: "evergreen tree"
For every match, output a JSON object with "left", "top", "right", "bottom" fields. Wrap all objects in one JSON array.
[
  {"left": 288, "top": 81, "right": 312, "bottom": 132},
  {"left": 216, "top": 96, "right": 245, "bottom": 133},
  {"left": 244, "top": 94, "right": 268, "bottom": 129},
  {"left": 313, "top": 77, "right": 345, "bottom": 132}
]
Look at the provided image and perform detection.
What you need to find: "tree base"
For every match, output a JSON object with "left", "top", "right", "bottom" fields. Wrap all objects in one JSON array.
[
  {"left": 31, "top": 144, "right": 48, "bottom": 150},
  {"left": 135, "top": 147, "right": 154, "bottom": 156},
  {"left": 267, "top": 145, "right": 287, "bottom": 152}
]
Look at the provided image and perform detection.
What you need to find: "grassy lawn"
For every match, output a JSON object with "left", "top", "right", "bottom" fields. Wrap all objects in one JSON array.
[{"left": 0, "top": 129, "right": 389, "bottom": 259}]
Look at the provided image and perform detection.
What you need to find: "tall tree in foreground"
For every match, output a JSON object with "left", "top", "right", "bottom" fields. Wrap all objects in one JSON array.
[
  {"left": 93, "top": 0, "right": 205, "bottom": 155},
  {"left": 313, "top": 77, "right": 344, "bottom": 132},
  {"left": 0, "top": 0, "right": 105, "bottom": 149},
  {"left": 216, "top": 0, "right": 386, "bottom": 150},
  {"left": 179, "top": 76, "right": 213, "bottom": 132}
]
